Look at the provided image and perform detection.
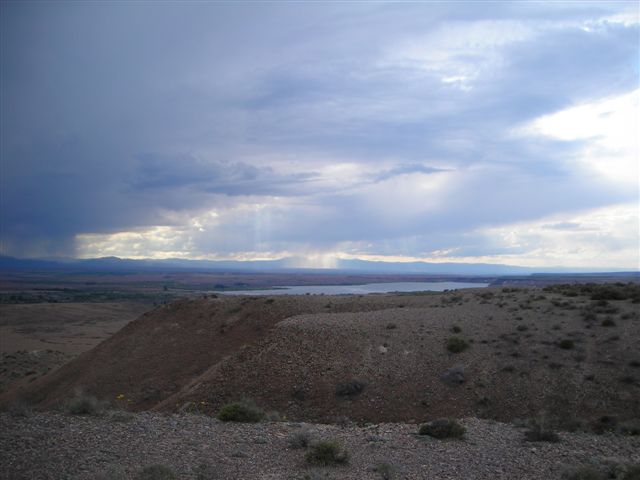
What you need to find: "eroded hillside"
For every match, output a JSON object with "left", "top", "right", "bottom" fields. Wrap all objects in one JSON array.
[{"left": 3, "top": 285, "right": 639, "bottom": 427}]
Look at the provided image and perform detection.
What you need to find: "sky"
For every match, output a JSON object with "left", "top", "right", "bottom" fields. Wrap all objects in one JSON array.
[{"left": 1, "top": 1, "right": 639, "bottom": 269}]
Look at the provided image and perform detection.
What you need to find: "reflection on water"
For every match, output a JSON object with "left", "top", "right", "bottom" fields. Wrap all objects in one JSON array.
[{"left": 218, "top": 281, "right": 488, "bottom": 296}]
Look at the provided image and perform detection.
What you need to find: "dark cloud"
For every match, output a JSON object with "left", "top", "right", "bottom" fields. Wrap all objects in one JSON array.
[
  {"left": 1, "top": 1, "right": 637, "bottom": 262},
  {"left": 372, "top": 164, "right": 448, "bottom": 182},
  {"left": 129, "top": 153, "right": 318, "bottom": 197}
]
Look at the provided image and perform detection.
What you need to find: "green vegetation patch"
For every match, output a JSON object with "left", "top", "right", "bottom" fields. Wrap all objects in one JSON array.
[
  {"left": 544, "top": 283, "right": 640, "bottom": 303},
  {"left": 136, "top": 465, "right": 177, "bottom": 480},
  {"left": 601, "top": 318, "right": 616, "bottom": 327},
  {"left": 217, "top": 400, "right": 264, "bottom": 423},
  {"left": 64, "top": 390, "right": 108, "bottom": 416},
  {"left": 335, "top": 380, "right": 367, "bottom": 397},
  {"left": 446, "top": 336, "right": 469, "bottom": 353},
  {"left": 524, "top": 424, "right": 560, "bottom": 443},
  {"left": 558, "top": 339, "right": 575, "bottom": 350},
  {"left": 373, "top": 462, "right": 396, "bottom": 479},
  {"left": 305, "top": 440, "right": 349, "bottom": 466},
  {"left": 418, "top": 419, "right": 466, "bottom": 439}
]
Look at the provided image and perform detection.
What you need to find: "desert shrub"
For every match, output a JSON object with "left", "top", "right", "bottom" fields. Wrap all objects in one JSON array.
[
  {"left": 524, "top": 423, "right": 560, "bottom": 442},
  {"left": 591, "top": 415, "right": 617, "bottom": 434},
  {"left": 563, "top": 462, "right": 640, "bottom": 480},
  {"left": 301, "top": 474, "right": 329, "bottom": 480},
  {"left": 373, "top": 462, "right": 395, "bottom": 479},
  {"left": 516, "top": 325, "right": 528, "bottom": 332},
  {"left": 107, "top": 409, "right": 135, "bottom": 423},
  {"left": 305, "top": 440, "right": 349, "bottom": 466},
  {"left": 287, "top": 429, "right": 312, "bottom": 449},
  {"left": 65, "top": 390, "right": 108, "bottom": 415},
  {"left": 630, "top": 360, "right": 640, "bottom": 367},
  {"left": 265, "top": 410, "right": 283, "bottom": 422},
  {"left": 334, "top": 415, "right": 352, "bottom": 427},
  {"left": 591, "top": 286, "right": 627, "bottom": 301},
  {"left": 622, "top": 465, "right": 640, "bottom": 480},
  {"left": 544, "top": 283, "right": 640, "bottom": 303},
  {"left": 95, "top": 465, "right": 127, "bottom": 480},
  {"left": 446, "top": 336, "right": 469, "bottom": 353},
  {"left": 618, "top": 419, "right": 640, "bottom": 436},
  {"left": 418, "top": 419, "right": 466, "bottom": 439},
  {"left": 502, "top": 287, "right": 519, "bottom": 293},
  {"left": 590, "top": 301, "right": 620, "bottom": 314},
  {"left": 552, "top": 298, "right": 574, "bottom": 309},
  {"left": 561, "top": 466, "right": 606, "bottom": 480},
  {"left": 386, "top": 323, "right": 397, "bottom": 329},
  {"left": 601, "top": 318, "right": 616, "bottom": 327},
  {"left": 136, "top": 465, "right": 176, "bottom": 480},
  {"left": 451, "top": 325, "right": 462, "bottom": 333},
  {"left": 6, "top": 401, "right": 33, "bottom": 417},
  {"left": 559, "top": 339, "right": 575, "bottom": 350},
  {"left": 292, "top": 386, "right": 308, "bottom": 401},
  {"left": 335, "top": 380, "right": 366, "bottom": 397},
  {"left": 194, "top": 462, "right": 218, "bottom": 480},
  {"left": 217, "top": 400, "right": 264, "bottom": 423}
]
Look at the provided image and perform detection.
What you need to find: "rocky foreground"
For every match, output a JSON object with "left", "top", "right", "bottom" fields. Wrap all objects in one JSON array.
[{"left": 1, "top": 411, "right": 639, "bottom": 480}]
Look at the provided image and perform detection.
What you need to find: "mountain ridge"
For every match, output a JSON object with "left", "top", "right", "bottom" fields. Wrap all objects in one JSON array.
[{"left": 0, "top": 254, "right": 636, "bottom": 276}]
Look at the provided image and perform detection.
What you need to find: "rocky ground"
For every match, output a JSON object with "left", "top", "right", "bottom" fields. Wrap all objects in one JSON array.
[{"left": 1, "top": 411, "right": 639, "bottom": 480}]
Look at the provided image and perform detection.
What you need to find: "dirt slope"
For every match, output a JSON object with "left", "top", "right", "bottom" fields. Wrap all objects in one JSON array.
[
  {"left": 3, "top": 287, "right": 639, "bottom": 426},
  {"left": 161, "top": 294, "right": 640, "bottom": 425},
  {"left": 2, "top": 293, "right": 436, "bottom": 410}
]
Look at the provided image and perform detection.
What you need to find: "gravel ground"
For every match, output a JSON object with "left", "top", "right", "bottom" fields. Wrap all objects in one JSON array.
[{"left": 1, "top": 412, "right": 638, "bottom": 479}]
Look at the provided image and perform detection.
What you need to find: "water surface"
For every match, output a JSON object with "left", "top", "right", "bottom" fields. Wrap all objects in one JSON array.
[{"left": 218, "top": 281, "right": 488, "bottom": 296}]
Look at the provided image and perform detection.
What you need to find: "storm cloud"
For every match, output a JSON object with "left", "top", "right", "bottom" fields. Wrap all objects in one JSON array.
[{"left": 1, "top": 1, "right": 638, "bottom": 267}]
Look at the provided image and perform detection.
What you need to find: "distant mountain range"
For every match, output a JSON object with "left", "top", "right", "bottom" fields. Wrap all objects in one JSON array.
[{"left": 0, "top": 255, "right": 636, "bottom": 276}]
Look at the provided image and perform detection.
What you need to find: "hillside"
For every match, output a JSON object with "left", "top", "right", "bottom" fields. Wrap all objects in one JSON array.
[{"left": 3, "top": 285, "right": 639, "bottom": 428}]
